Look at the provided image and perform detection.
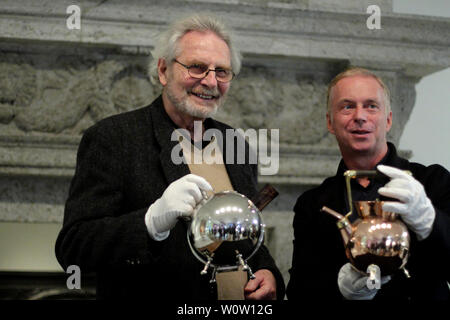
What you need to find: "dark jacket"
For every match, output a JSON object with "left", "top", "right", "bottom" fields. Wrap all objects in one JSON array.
[
  {"left": 55, "top": 96, "right": 285, "bottom": 300},
  {"left": 287, "top": 143, "right": 450, "bottom": 301}
]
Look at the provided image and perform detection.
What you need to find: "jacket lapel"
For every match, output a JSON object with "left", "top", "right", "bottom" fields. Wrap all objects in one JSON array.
[{"left": 149, "top": 96, "right": 190, "bottom": 184}]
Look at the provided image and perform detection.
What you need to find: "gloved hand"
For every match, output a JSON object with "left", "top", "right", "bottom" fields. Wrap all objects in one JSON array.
[
  {"left": 145, "top": 174, "right": 213, "bottom": 241},
  {"left": 338, "top": 263, "right": 391, "bottom": 300},
  {"left": 377, "top": 164, "right": 436, "bottom": 240}
]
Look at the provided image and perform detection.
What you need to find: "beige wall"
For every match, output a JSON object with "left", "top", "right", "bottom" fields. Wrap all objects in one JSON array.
[
  {"left": 0, "top": 222, "right": 63, "bottom": 271},
  {"left": 394, "top": 0, "right": 450, "bottom": 171}
]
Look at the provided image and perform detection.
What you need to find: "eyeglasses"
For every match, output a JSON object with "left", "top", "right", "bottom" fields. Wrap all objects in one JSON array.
[{"left": 173, "top": 59, "right": 234, "bottom": 83}]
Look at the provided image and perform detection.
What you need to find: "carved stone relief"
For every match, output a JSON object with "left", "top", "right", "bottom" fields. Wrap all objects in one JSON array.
[
  {"left": 0, "top": 55, "right": 37, "bottom": 125},
  {"left": 0, "top": 48, "right": 419, "bottom": 153},
  {"left": 0, "top": 51, "right": 159, "bottom": 136},
  {"left": 218, "top": 65, "right": 330, "bottom": 146}
]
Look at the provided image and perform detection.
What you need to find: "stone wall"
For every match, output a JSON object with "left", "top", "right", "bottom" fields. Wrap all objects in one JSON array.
[{"left": 0, "top": 0, "right": 449, "bottom": 289}]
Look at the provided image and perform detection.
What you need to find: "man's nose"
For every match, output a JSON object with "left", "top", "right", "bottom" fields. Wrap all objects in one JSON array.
[
  {"left": 200, "top": 70, "right": 218, "bottom": 88},
  {"left": 353, "top": 105, "right": 367, "bottom": 124}
]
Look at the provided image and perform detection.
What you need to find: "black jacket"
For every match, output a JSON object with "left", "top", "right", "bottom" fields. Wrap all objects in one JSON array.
[
  {"left": 287, "top": 143, "right": 450, "bottom": 301},
  {"left": 55, "top": 96, "right": 285, "bottom": 300}
]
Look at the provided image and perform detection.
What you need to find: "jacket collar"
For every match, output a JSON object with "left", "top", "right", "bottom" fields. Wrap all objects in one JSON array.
[{"left": 149, "top": 95, "right": 190, "bottom": 185}]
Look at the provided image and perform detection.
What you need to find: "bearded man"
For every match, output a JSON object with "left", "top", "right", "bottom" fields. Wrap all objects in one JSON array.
[{"left": 56, "top": 14, "right": 284, "bottom": 301}]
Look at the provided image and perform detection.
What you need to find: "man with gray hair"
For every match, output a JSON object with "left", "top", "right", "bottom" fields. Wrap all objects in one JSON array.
[
  {"left": 56, "top": 14, "right": 284, "bottom": 300},
  {"left": 287, "top": 67, "right": 450, "bottom": 301}
]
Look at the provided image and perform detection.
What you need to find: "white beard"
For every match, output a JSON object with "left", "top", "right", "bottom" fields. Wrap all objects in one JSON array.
[{"left": 165, "top": 82, "right": 222, "bottom": 119}]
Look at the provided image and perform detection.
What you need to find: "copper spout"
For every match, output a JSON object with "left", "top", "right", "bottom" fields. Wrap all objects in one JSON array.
[
  {"left": 321, "top": 206, "right": 352, "bottom": 246},
  {"left": 321, "top": 206, "right": 345, "bottom": 220}
]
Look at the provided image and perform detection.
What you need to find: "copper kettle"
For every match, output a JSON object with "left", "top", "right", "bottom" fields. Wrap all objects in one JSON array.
[{"left": 321, "top": 170, "right": 411, "bottom": 277}]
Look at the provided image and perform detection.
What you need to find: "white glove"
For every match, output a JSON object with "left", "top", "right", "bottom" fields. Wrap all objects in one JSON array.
[
  {"left": 377, "top": 164, "right": 436, "bottom": 241},
  {"left": 338, "top": 263, "right": 391, "bottom": 300},
  {"left": 145, "top": 174, "right": 213, "bottom": 241}
]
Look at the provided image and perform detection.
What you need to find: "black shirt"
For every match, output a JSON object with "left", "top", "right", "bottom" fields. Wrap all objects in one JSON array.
[{"left": 287, "top": 142, "right": 450, "bottom": 301}]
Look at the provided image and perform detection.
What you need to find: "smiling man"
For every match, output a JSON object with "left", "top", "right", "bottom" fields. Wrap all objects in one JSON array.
[
  {"left": 326, "top": 72, "right": 392, "bottom": 173},
  {"left": 287, "top": 68, "right": 450, "bottom": 301},
  {"left": 55, "top": 14, "right": 284, "bottom": 301},
  {"left": 160, "top": 31, "right": 229, "bottom": 120}
]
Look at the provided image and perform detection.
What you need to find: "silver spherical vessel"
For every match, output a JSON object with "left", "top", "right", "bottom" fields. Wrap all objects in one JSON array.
[{"left": 187, "top": 190, "right": 265, "bottom": 277}]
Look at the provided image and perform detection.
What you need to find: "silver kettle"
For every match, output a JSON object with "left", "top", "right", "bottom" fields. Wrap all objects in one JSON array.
[{"left": 186, "top": 185, "right": 278, "bottom": 282}]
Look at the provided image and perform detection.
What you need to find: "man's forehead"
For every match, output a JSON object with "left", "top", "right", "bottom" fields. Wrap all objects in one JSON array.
[
  {"left": 336, "top": 98, "right": 383, "bottom": 106},
  {"left": 176, "top": 30, "right": 231, "bottom": 64},
  {"left": 336, "top": 75, "right": 382, "bottom": 88},
  {"left": 333, "top": 76, "right": 384, "bottom": 99},
  {"left": 178, "top": 30, "right": 228, "bottom": 51}
]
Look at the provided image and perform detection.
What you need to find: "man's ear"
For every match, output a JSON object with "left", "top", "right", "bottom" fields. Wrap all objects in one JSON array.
[
  {"left": 326, "top": 112, "right": 335, "bottom": 134},
  {"left": 386, "top": 110, "right": 393, "bottom": 132},
  {"left": 157, "top": 58, "right": 168, "bottom": 86}
]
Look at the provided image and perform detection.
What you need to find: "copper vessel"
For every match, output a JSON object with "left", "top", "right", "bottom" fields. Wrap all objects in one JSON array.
[{"left": 322, "top": 170, "right": 410, "bottom": 277}]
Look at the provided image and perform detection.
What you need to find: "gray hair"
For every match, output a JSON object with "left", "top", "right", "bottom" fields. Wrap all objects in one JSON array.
[{"left": 148, "top": 14, "right": 242, "bottom": 87}]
